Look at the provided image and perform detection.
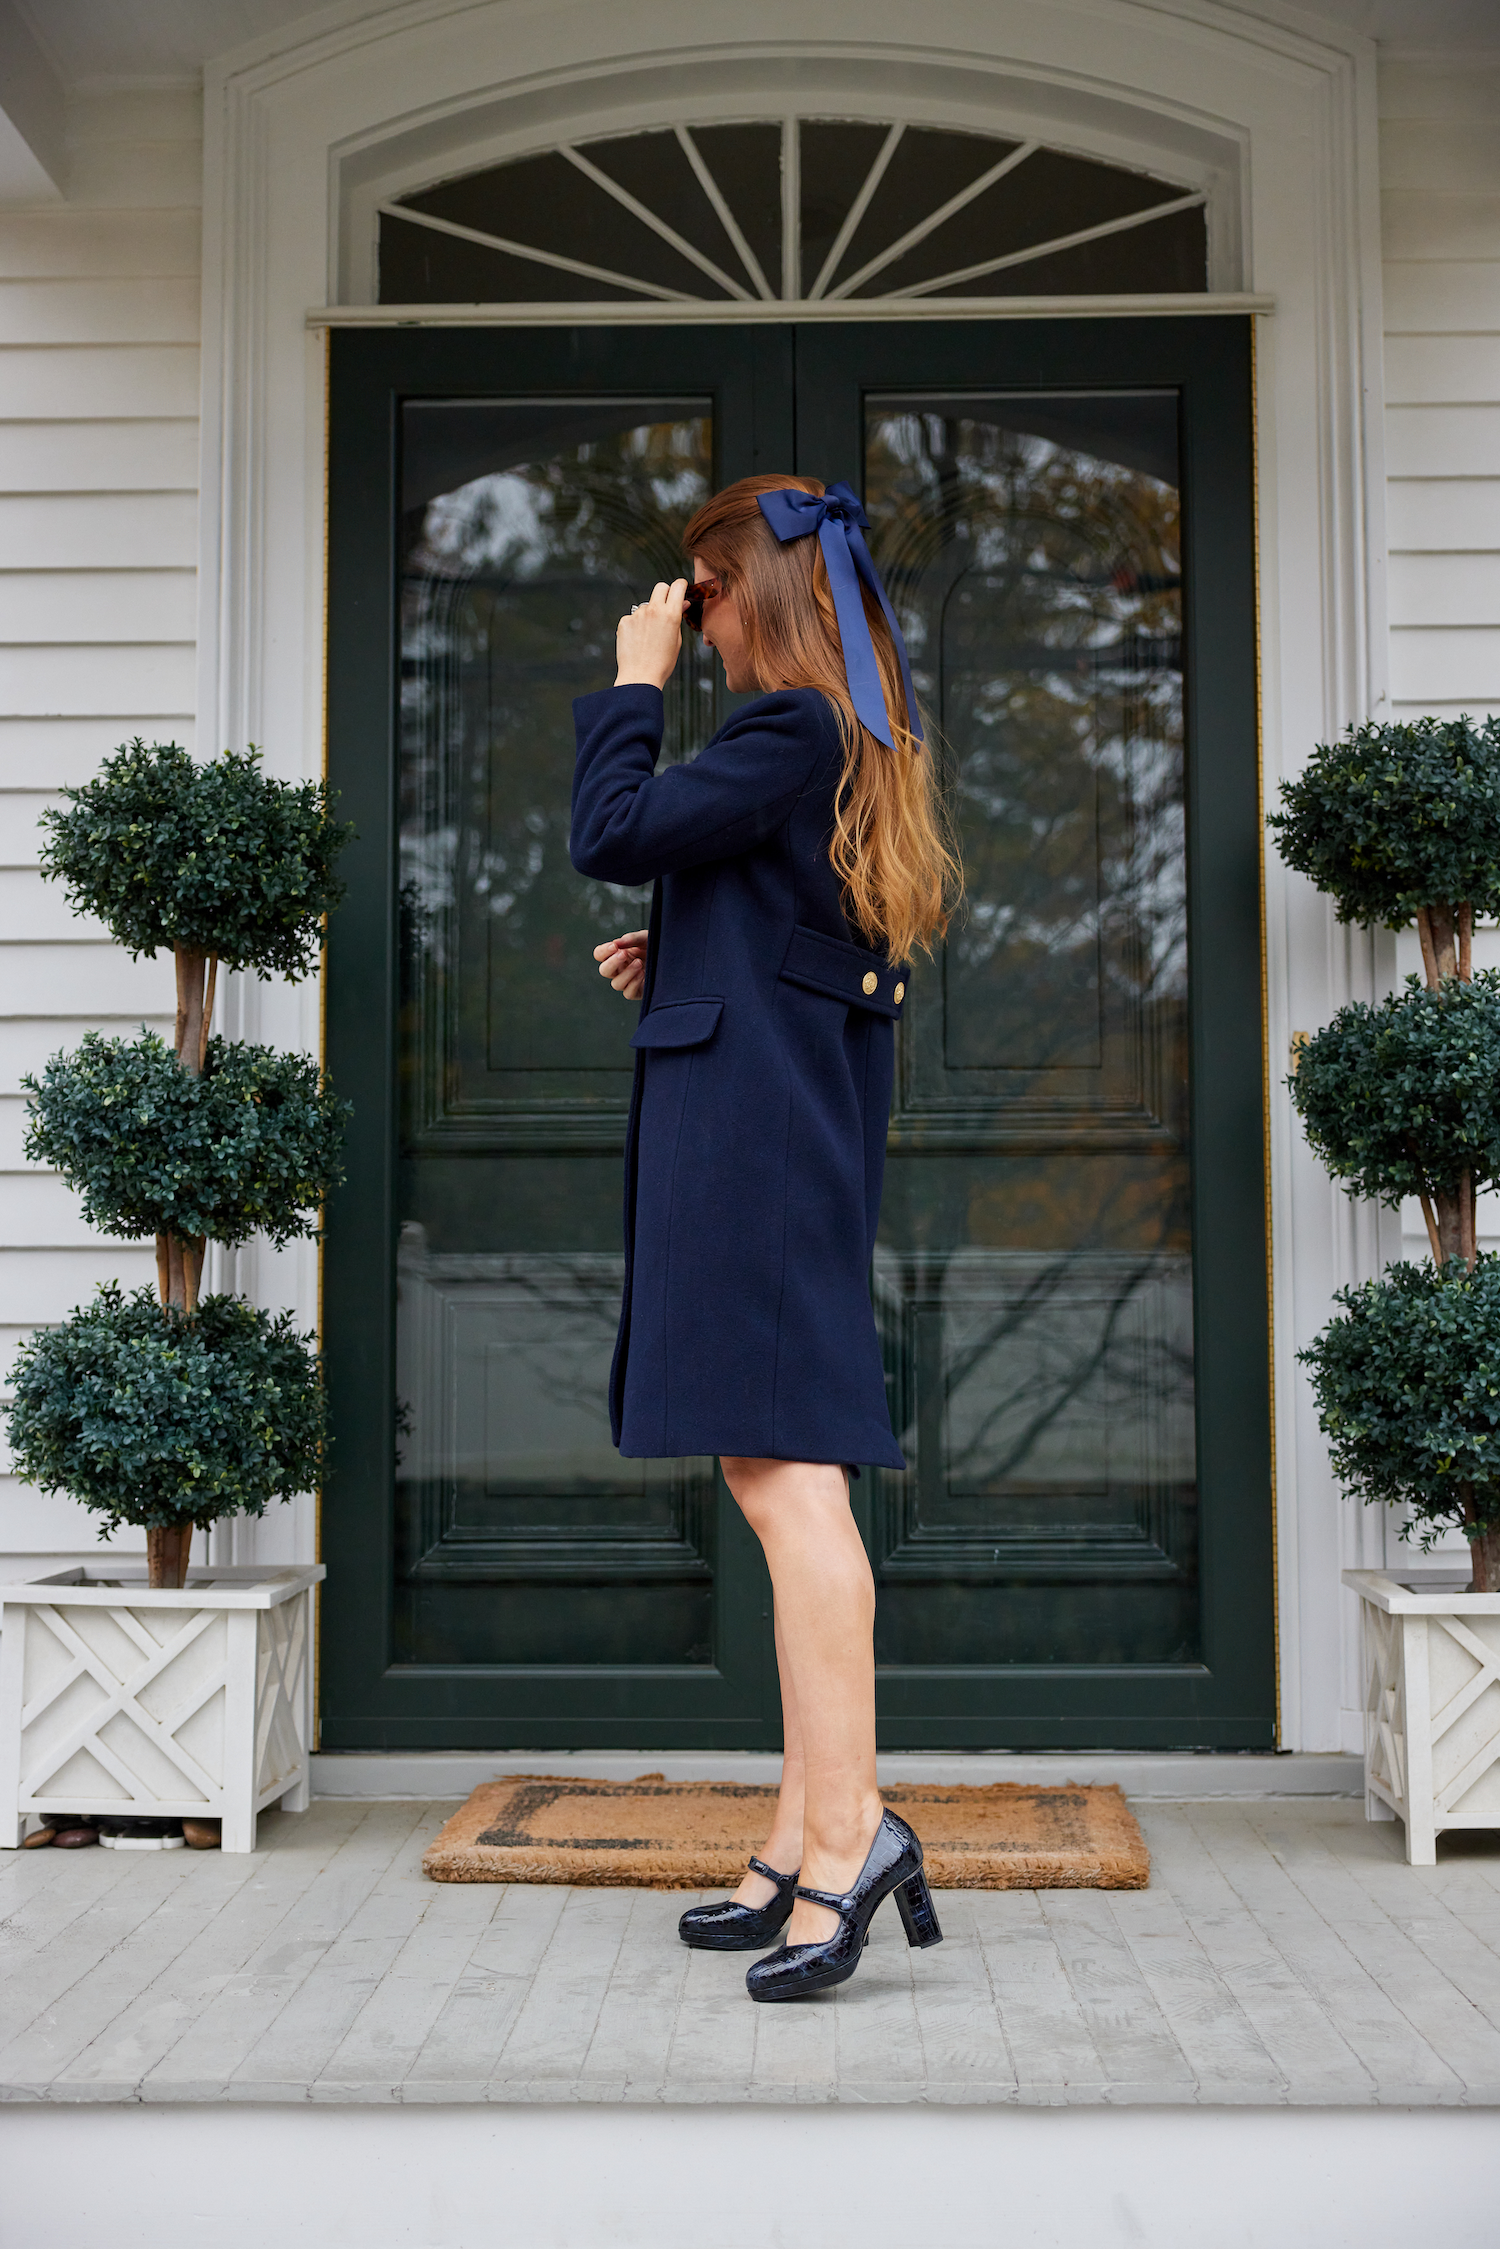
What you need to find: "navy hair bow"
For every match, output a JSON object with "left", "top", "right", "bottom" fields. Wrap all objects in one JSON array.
[{"left": 756, "top": 481, "right": 923, "bottom": 750}]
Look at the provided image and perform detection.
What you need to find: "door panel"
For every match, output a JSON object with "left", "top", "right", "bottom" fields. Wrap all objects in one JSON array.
[
  {"left": 322, "top": 317, "right": 1273, "bottom": 1750},
  {"left": 323, "top": 326, "right": 792, "bottom": 1746},
  {"left": 797, "top": 321, "right": 1272, "bottom": 1744}
]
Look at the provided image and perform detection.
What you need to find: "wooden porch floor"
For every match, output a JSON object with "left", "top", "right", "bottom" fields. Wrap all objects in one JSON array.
[{"left": 3, "top": 1796, "right": 1500, "bottom": 2106}]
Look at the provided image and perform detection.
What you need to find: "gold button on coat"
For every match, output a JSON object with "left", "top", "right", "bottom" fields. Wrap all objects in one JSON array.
[
  {"left": 861, "top": 971, "right": 878, "bottom": 995},
  {"left": 894, "top": 982, "right": 905, "bottom": 1003}
]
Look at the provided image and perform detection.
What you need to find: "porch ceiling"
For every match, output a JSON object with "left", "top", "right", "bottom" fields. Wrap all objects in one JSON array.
[{"left": 2, "top": 1796, "right": 1499, "bottom": 2105}]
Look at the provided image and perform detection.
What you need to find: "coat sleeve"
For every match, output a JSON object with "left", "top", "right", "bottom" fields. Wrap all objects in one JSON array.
[{"left": 570, "top": 684, "right": 829, "bottom": 884}]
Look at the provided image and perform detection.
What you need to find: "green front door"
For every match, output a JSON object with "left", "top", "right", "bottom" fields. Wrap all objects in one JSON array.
[{"left": 322, "top": 316, "right": 1273, "bottom": 1750}]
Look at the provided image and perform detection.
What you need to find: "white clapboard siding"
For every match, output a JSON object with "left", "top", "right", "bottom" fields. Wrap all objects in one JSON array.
[
  {"left": 0, "top": 90, "right": 204, "bottom": 1568},
  {"left": 6, "top": 945, "right": 177, "bottom": 1016},
  {"left": 1385, "top": 405, "right": 1500, "bottom": 478},
  {"left": 1383, "top": 264, "right": 1500, "bottom": 333},
  {"left": 0, "top": 1017, "right": 176, "bottom": 1094},
  {"left": 0, "top": 1246, "right": 158, "bottom": 1325},
  {"left": 0, "top": 1174, "right": 134, "bottom": 1247},
  {"left": 0, "top": 870, "right": 114, "bottom": 942},
  {"left": 1386, "top": 481, "right": 1500, "bottom": 552},
  {"left": 0, "top": 791, "right": 59, "bottom": 845},
  {"left": 0, "top": 643, "right": 195, "bottom": 714},
  {"left": 1380, "top": 62, "right": 1500, "bottom": 724},
  {"left": 1390, "top": 630, "right": 1500, "bottom": 702},
  {"left": 0, "top": 278, "right": 200, "bottom": 346},
  {"left": 0, "top": 345, "right": 201, "bottom": 421},
  {"left": 1387, "top": 552, "right": 1500, "bottom": 625},
  {"left": 0, "top": 490, "right": 198, "bottom": 569},
  {"left": 0, "top": 1098, "right": 35, "bottom": 1167},
  {"left": 0, "top": 209, "right": 200, "bottom": 281},
  {"left": 0, "top": 420, "right": 199, "bottom": 491},
  {"left": 0, "top": 716, "right": 195, "bottom": 788},
  {"left": 0, "top": 573, "right": 196, "bottom": 643}
]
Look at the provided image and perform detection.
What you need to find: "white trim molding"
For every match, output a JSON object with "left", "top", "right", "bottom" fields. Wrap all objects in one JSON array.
[
  {"left": 306, "top": 291, "right": 1276, "bottom": 327},
  {"left": 200, "top": 0, "right": 1389, "bottom": 1755}
]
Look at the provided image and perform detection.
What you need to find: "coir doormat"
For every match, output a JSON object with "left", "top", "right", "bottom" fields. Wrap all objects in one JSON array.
[{"left": 422, "top": 1776, "right": 1149, "bottom": 1889}]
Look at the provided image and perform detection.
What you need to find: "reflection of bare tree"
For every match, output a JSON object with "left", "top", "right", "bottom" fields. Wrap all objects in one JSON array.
[
  {"left": 866, "top": 407, "right": 1195, "bottom": 1567},
  {"left": 868, "top": 412, "right": 1186, "bottom": 1084}
]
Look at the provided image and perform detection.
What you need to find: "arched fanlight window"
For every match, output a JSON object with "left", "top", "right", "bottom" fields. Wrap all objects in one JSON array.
[{"left": 378, "top": 121, "right": 1207, "bottom": 305}]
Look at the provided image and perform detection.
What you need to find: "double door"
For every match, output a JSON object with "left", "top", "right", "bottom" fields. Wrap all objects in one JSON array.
[{"left": 322, "top": 317, "right": 1273, "bottom": 1749}]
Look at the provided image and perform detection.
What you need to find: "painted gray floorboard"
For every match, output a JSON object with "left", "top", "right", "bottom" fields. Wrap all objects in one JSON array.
[
  {"left": 317, "top": 1876, "right": 501, "bottom": 2089},
  {"left": 1105, "top": 1831, "right": 1283, "bottom": 2098},
  {"left": 1190, "top": 1807, "right": 1463, "bottom": 2098},
  {"left": 8, "top": 1800, "right": 1500, "bottom": 2107},
  {"left": 901, "top": 1891, "right": 1016, "bottom": 2093},
  {"left": 405, "top": 1882, "right": 570, "bottom": 2096},
  {"left": 576, "top": 1890, "right": 693, "bottom": 2094},
  {"left": 0, "top": 1849, "right": 230, "bottom": 2060},
  {"left": 142, "top": 1801, "right": 433, "bottom": 2097},
  {"left": 489, "top": 1886, "right": 633, "bottom": 2086},
  {"left": 0, "top": 1841, "right": 147, "bottom": 1968},
  {"left": 232, "top": 1807, "right": 446, "bottom": 2095},
  {"left": 660, "top": 1925, "right": 760, "bottom": 2098},
  {"left": 51, "top": 1818, "right": 359, "bottom": 2093},
  {"left": 1141, "top": 1807, "right": 1374, "bottom": 2099},
  {"left": 1331, "top": 1840, "right": 1500, "bottom": 2029},
  {"left": 1258, "top": 1814, "right": 1500, "bottom": 2090},
  {"left": 1038, "top": 1889, "right": 1196, "bottom": 2096},
  {"left": 972, "top": 1891, "right": 1107, "bottom": 2095}
]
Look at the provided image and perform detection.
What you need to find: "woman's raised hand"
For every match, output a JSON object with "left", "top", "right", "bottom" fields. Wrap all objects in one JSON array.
[
  {"left": 615, "top": 579, "right": 688, "bottom": 691},
  {"left": 594, "top": 929, "right": 649, "bottom": 1002}
]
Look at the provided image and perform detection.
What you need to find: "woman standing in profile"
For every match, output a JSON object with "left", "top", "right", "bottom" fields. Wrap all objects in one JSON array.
[{"left": 570, "top": 475, "right": 959, "bottom": 2001}]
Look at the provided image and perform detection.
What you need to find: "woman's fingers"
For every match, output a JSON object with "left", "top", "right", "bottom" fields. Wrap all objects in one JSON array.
[
  {"left": 593, "top": 929, "right": 648, "bottom": 998},
  {"left": 614, "top": 579, "right": 688, "bottom": 690}
]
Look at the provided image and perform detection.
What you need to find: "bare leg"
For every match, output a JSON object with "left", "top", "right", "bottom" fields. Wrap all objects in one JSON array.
[
  {"left": 730, "top": 1601, "right": 805, "bottom": 1908},
  {"left": 721, "top": 1457, "right": 883, "bottom": 1944}
]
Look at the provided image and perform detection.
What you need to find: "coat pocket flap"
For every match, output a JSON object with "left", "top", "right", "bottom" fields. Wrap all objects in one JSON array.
[
  {"left": 630, "top": 997, "right": 725, "bottom": 1050},
  {"left": 778, "top": 926, "right": 906, "bottom": 1019}
]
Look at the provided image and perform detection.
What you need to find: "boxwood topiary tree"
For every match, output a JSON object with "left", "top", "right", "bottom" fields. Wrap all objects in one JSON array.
[
  {"left": 1271, "top": 714, "right": 1500, "bottom": 1589},
  {"left": 5, "top": 741, "right": 352, "bottom": 1587}
]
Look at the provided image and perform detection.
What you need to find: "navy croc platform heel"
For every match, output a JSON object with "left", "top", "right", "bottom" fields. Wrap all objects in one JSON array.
[
  {"left": 678, "top": 1857, "right": 800, "bottom": 1951},
  {"left": 745, "top": 1808, "right": 943, "bottom": 2002}
]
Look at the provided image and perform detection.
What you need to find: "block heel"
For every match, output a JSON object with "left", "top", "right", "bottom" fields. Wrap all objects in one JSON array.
[
  {"left": 745, "top": 1808, "right": 944, "bottom": 2002},
  {"left": 894, "top": 1869, "right": 943, "bottom": 1948}
]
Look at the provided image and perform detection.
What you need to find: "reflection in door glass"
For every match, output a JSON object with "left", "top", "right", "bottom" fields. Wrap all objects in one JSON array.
[
  {"left": 865, "top": 395, "right": 1198, "bottom": 1667},
  {"left": 396, "top": 406, "right": 719, "bottom": 1667}
]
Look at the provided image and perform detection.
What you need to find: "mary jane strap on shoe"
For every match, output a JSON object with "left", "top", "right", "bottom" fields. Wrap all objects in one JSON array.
[
  {"left": 745, "top": 1808, "right": 943, "bottom": 2003},
  {"left": 677, "top": 1856, "right": 800, "bottom": 1951}
]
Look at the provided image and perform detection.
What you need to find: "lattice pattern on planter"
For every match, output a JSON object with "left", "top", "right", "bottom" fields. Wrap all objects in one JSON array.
[
  {"left": 1425, "top": 1608, "right": 1500, "bottom": 1822},
  {"left": 18, "top": 1598, "right": 231, "bottom": 1810},
  {"left": 1, "top": 1567, "right": 322, "bottom": 1850},
  {"left": 1362, "top": 1598, "right": 1407, "bottom": 1813},
  {"left": 255, "top": 1587, "right": 309, "bottom": 1799},
  {"left": 1348, "top": 1570, "right": 1500, "bottom": 1865}
]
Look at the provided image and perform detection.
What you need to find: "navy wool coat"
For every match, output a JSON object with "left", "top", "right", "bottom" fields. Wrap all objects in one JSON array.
[{"left": 570, "top": 683, "right": 907, "bottom": 1471}]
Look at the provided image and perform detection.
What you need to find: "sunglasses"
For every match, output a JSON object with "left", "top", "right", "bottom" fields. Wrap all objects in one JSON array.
[{"left": 682, "top": 577, "right": 722, "bottom": 632}]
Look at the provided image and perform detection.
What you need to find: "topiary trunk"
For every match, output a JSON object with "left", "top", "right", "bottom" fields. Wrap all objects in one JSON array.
[
  {"left": 156, "top": 944, "right": 216, "bottom": 1318},
  {"left": 1414, "top": 902, "right": 1478, "bottom": 1275},
  {"left": 146, "top": 1521, "right": 194, "bottom": 1588},
  {"left": 1458, "top": 1488, "right": 1500, "bottom": 1594}
]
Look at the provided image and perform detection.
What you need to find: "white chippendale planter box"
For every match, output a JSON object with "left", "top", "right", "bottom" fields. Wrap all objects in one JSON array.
[
  {"left": 0, "top": 1563, "right": 324, "bottom": 1853},
  {"left": 1344, "top": 1568, "right": 1500, "bottom": 1866}
]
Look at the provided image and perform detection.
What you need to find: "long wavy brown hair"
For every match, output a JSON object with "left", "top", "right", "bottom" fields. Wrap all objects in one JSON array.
[{"left": 682, "top": 474, "right": 960, "bottom": 964}]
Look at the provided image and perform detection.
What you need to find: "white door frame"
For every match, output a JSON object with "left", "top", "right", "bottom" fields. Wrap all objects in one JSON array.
[{"left": 199, "top": 0, "right": 1392, "bottom": 1754}]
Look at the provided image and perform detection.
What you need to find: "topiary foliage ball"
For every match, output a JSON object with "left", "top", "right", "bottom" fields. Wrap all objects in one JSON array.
[
  {"left": 38, "top": 740, "right": 353, "bottom": 981},
  {"left": 1267, "top": 714, "right": 1500, "bottom": 927},
  {"left": 23, "top": 1031, "right": 350, "bottom": 1249},
  {"left": 1290, "top": 971, "right": 1500, "bottom": 1205},
  {"left": 4, "top": 1284, "right": 327, "bottom": 1536},
  {"left": 1300, "top": 1254, "right": 1500, "bottom": 1546}
]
